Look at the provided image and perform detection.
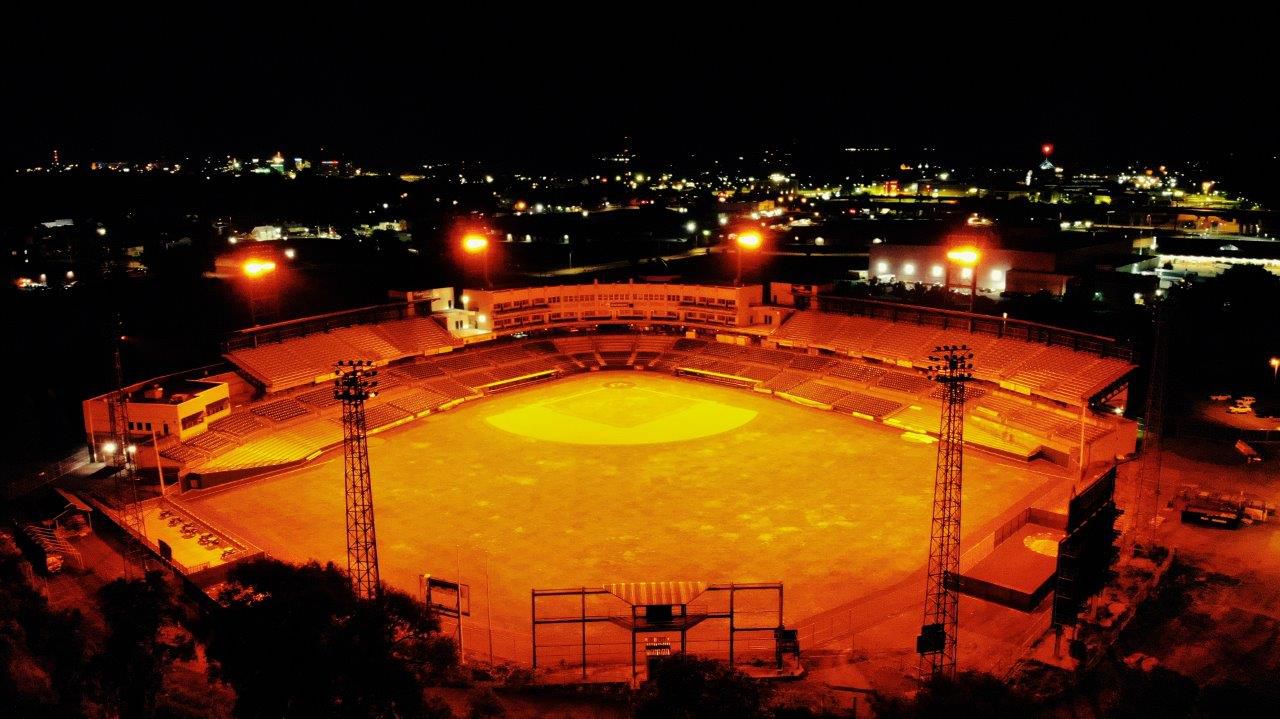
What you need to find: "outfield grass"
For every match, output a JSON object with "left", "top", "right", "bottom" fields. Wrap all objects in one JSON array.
[{"left": 183, "top": 372, "right": 1060, "bottom": 661}]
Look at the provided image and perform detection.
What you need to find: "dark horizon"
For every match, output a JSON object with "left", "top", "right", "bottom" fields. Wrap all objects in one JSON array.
[{"left": 6, "top": 11, "right": 1278, "bottom": 168}]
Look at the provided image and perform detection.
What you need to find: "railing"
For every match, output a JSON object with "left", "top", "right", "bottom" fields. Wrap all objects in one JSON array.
[
  {"left": 3, "top": 448, "right": 91, "bottom": 501},
  {"left": 224, "top": 300, "right": 436, "bottom": 351}
]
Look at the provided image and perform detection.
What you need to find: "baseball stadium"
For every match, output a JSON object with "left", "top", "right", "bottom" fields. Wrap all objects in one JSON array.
[{"left": 79, "top": 282, "right": 1138, "bottom": 679}]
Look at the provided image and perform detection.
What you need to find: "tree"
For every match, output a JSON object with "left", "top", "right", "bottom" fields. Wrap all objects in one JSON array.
[
  {"left": 631, "top": 654, "right": 763, "bottom": 719},
  {"left": 871, "top": 671, "right": 1040, "bottom": 719},
  {"left": 96, "top": 571, "right": 195, "bottom": 719},
  {"left": 206, "top": 558, "right": 456, "bottom": 719},
  {"left": 1, "top": 536, "right": 92, "bottom": 718}
]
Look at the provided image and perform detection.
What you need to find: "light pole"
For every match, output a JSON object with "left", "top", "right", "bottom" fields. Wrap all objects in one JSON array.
[
  {"left": 735, "top": 231, "right": 762, "bottom": 286},
  {"left": 685, "top": 220, "right": 698, "bottom": 248},
  {"left": 1270, "top": 357, "right": 1279, "bottom": 385},
  {"left": 462, "top": 234, "right": 491, "bottom": 289},
  {"left": 242, "top": 258, "right": 277, "bottom": 325},
  {"left": 945, "top": 246, "right": 981, "bottom": 315}
]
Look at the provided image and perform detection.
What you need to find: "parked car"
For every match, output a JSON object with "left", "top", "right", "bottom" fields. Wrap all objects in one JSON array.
[
  {"left": 1209, "top": 393, "right": 1231, "bottom": 401},
  {"left": 1228, "top": 405, "right": 1253, "bottom": 414}
]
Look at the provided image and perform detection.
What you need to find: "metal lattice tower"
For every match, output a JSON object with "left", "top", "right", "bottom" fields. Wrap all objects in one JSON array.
[
  {"left": 335, "top": 360, "right": 381, "bottom": 600},
  {"left": 108, "top": 322, "right": 148, "bottom": 578},
  {"left": 918, "top": 345, "right": 974, "bottom": 681},
  {"left": 1130, "top": 298, "right": 1169, "bottom": 552}
]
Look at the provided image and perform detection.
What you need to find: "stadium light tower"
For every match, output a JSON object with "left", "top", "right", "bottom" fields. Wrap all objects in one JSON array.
[
  {"left": 462, "top": 233, "right": 491, "bottom": 288},
  {"left": 945, "top": 246, "right": 981, "bottom": 315},
  {"left": 108, "top": 317, "right": 148, "bottom": 578},
  {"left": 335, "top": 360, "right": 382, "bottom": 600},
  {"left": 242, "top": 258, "right": 278, "bottom": 325},
  {"left": 735, "top": 230, "right": 762, "bottom": 286},
  {"left": 918, "top": 345, "right": 973, "bottom": 682}
]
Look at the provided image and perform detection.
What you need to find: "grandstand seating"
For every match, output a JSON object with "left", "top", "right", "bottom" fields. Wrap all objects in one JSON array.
[
  {"left": 736, "top": 364, "right": 782, "bottom": 382},
  {"left": 1049, "top": 357, "right": 1132, "bottom": 402},
  {"left": 297, "top": 385, "right": 339, "bottom": 408},
  {"left": 929, "top": 384, "right": 988, "bottom": 402},
  {"left": 786, "top": 381, "right": 851, "bottom": 406},
  {"left": 865, "top": 323, "right": 941, "bottom": 365},
  {"left": 251, "top": 398, "right": 311, "bottom": 423},
  {"left": 762, "top": 371, "right": 810, "bottom": 393},
  {"left": 389, "top": 388, "right": 450, "bottom": 415},
  {"left": 328, "top": 326, "right": 403, "bottom": 362},
  {"left": 789, "top": 354, "right": 834, "bottom": 372},
  {"left": 832, "top": 392, "right": 904, "bottom": 419},
  {"left": 827, "top": 361, "right": 886, "bottom": 384},
  {"left": 454, "top": 369, "right": 501, "bottom": 389},
  {"left": 672, "top": 338, "right": 707, "bottom": 352},
  {"left": 875, "top": 371, "right": 934, "bottom": 395},
  {"left": 372, "top": 317, "right": 456, "bottom": 356},
  {"left": 827, "top": 316, "right": 889, "bottom": 356},
  {"left": 428, "top": 377, "right": 478, "bottom": 402},
  {"left": 398, "top": 362, "right": 447, "bottom": 379},
  {"left": 438, "top": 352, "right": 494, "bottom": 373},
  {"left": 364, "top": 403, "right": 412, "bottom": 430},
  {"left": 208, "top": 413, "right": 264, "bottom": 438},
  {"left": 161, "top": 443, "right": 208, "bottom": 464},
  {"left": 772, "top": 311, "right": 838, "bottom": 346},
  {"left": 187, "top": 431, "right": 234, "bottom": 453},
  {"left": 554, "top": 337, "right": 595, "bottom": 354},
  {"left": 480, "top": 345, "right": 533, "bottom": 365}
]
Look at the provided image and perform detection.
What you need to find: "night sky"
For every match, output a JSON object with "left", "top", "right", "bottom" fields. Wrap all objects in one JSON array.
[{"left": 4, "top": 9, "right": 1276, "bottom": 167}]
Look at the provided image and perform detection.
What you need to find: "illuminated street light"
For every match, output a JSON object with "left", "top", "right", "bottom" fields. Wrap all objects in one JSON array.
[
  {"left": 462, "top": 233, "right": 491, "bottom": 288},
  {"left": 102, "top": 441, "right": 118, "bottom": 455},
  {"left": 945, "top": 247, "right": 980, "bottom": 266},
  {"left": 242, "top": 258, "right": 279, "bottom": 325},
  {"left": 735, "top": 231, "right": 763, "bottom": 285},
  {"left": 1270, "top": 357, "right": 1279, "bottom": 384},
  {"left": 243, "top": 259, "right": 277, "bottom": 277},
  {"left": 945, "top": 245, "right": 981, "bottom": 315}
]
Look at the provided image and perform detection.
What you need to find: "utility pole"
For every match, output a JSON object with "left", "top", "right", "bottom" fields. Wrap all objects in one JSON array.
[
  {"left": 917, "top": 345, "right": 974, "bottom": 681},
  {"left": 1129, "top": 297, "right": 1170, "bottom": 554},
  {"left": 335, "top": 360, "right": 381, "bottom": 600}
]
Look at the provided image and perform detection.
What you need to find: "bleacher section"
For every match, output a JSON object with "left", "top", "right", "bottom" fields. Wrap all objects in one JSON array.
[
  {"left": 363, "top": 403, "right": 412, "bottom": 430},
  {"left": 770, "top": 309, "right": 1133, "bottom": 404},
  {"left": 208, "top": 413, "right": 264, "bottom": 438},
  {"left": 226, "top": 317, "right": 457, "bottom": 393},
  {"left": 251, "top": 399, "right": 310, "bottom": 423},
  {"left": 833, "top": 393, "right": 904, "bottom": 420},
  {"left": 786, "top": 381, "right": 851, "bottom": 407}
]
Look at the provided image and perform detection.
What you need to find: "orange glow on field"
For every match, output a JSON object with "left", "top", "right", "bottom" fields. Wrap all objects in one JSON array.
[{"left": 242, "top": 259, "right": 277, "bottom": 277}]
